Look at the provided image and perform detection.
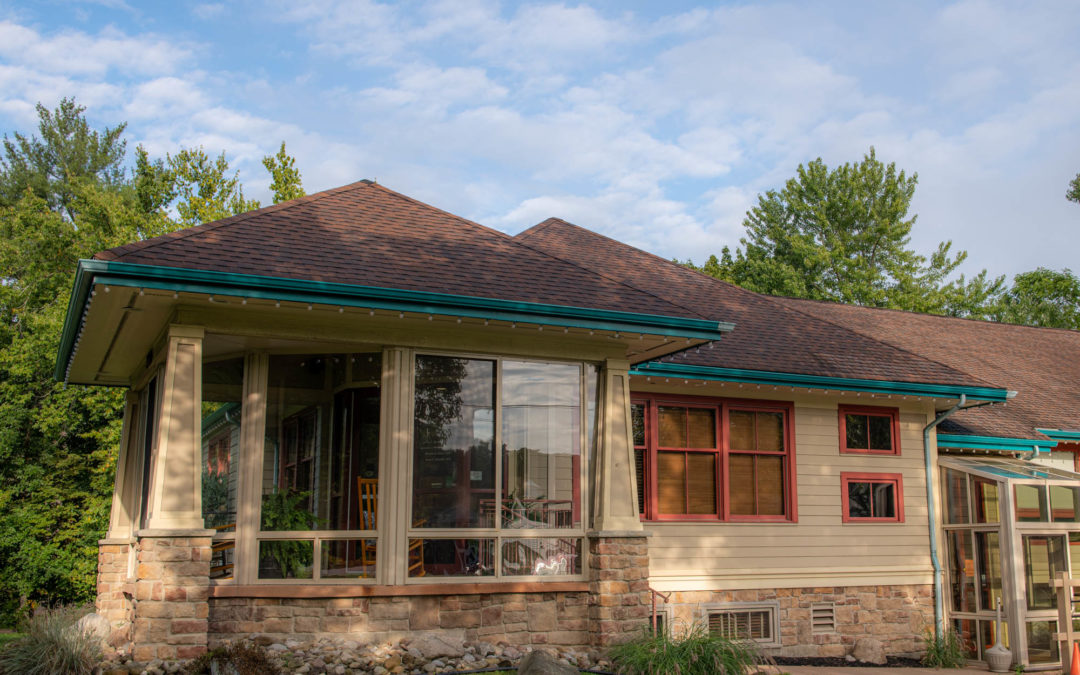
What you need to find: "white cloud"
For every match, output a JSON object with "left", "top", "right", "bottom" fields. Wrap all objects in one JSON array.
[{"left": 193, "top": 3, "right": 225, "bottom": 20}]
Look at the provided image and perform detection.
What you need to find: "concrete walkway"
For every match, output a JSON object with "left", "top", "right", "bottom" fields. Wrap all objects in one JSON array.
[{"left": 775, "top": 666, "right": 992, "bottom": 675}]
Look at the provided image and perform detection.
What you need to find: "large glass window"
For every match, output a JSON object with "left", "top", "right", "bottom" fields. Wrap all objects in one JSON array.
[
  {"left": 411, "top": 355, "right": 588, "bottom": 579},
  {"left": 258, "top": 353, "right": 381, "bottom": 580},
  {"left": 631, "top": 396, "right": 794, "bottom": 521},
  {"left": 202, "top": 358, "right": 243, "bottom": 580}
]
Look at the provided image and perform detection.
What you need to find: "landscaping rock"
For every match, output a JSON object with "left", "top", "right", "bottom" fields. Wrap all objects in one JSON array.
[
  {"left": 407, "top": 633, "right": 465, "bottom": 660},
  {"left": 852, "top": 637, "right": 887, "bottom": 664},
  {"left": 517, "top": 650, "right": 579, "bottom": 675},
  {"left": 76, "top": 612, "right": 111, "bottom": 644}
]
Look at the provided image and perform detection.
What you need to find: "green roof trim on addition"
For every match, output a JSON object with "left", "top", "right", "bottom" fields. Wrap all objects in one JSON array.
[
  {"left": 1036, "top": 429, "right": 1080, "bottom": 442},
  {"left": 55, "top": 259, "right": 736, "bottom": 381},
  {"left": 937, "top": 434, "right": 1057, "bottom": 453},
  {"left": 630, "top": 361, "right": 1012, "bottom": 402}
]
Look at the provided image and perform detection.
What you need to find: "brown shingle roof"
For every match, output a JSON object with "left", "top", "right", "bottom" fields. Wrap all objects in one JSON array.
[
  {"left": 772, "top": 297, "right": 1080, "bottom": 439},
  {"left": 515, "top": 218, "right": 995, "bottom": 390},
  {"left": 95, "top": 181, "right": 714, "bottom": 321}
]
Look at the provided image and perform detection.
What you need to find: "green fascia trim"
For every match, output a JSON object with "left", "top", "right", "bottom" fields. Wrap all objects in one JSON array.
[
  {"left": 202, "top": 402, "right": 241, "bottom": 435},
  {"left": 55, "top": 260, "right": 735, "bottom": 380},
  {"left": 1036, "top": 429, "right": 1080, "bottom": 442},
  {"left": 937, "top": 434, "right": 1057, "bottom": 453},
  {"left": 630, "top": 361, "right": 1012, "bottom": 402}
]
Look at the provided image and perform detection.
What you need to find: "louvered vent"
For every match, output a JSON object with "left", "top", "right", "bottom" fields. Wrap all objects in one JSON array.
[
  {"left": 811, "top": 603, "right": 836, "bottom": 633},
  {"left": 708, "top": 608, "right": 773, "bottom": 641}
]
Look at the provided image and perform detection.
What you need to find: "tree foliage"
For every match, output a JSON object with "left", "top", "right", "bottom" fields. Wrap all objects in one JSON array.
[
  {"left": 995, "top": 268, "right": 1080, "bottom": 330},
  {"left": 689, "top": 148, "right": 1004, "bottom": 317},
  {"left": 0, "top": 98, "right": 303, "bottom": 626},
  {"left": 263, "top": 141, "right": 305, "bottom": 204},
  {"left": 1068, "top": 171, "right": 1080, "bottom": 205}
]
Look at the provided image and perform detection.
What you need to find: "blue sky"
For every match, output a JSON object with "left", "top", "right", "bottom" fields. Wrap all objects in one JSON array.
[{"left": 1, "top": 1, "right": 1078, "bottom": 280}]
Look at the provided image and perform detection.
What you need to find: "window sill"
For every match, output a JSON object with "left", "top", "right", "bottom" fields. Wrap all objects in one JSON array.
[{"left": 209, "top": 580, "right": 589, "bottom": 598}]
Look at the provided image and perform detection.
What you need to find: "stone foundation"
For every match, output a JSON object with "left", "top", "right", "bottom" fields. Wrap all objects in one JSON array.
[
  {"left": 96, "top": 542, "right": 135, "bottom": 649},
  {"left": 588, "top": 535, "right": 651, "bottom": 646},
  {"left": 662, "top": 584, "right": 934, "bottom": 658},
  {"left": 130, "top": 535, "right": 212, "bottom": 661}
]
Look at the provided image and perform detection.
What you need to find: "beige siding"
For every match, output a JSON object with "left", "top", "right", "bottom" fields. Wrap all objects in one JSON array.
[{"left": 644, "top": 392, "right": 935, "bottom": 591}]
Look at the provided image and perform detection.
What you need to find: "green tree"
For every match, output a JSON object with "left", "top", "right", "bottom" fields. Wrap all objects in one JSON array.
[
  {"left": 691, "top": 148, "right": 1003, "bottom": 317},
  {"left": 166, "top": 147, "right": 260, "bottom": 227},
  {"left": 262, "top": 141, "right": 305, "bottom": 204},
  {"left": 1068, "top": 171, "right": 1080, "bottom": 205},
  {"left": 996, "top": 268, "right": 1080, "bottom": 330}
]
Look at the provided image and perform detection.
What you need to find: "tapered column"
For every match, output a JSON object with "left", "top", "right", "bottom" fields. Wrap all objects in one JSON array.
[
  {"left": 591, "top": 358, "right": 643, "bottom": 532},
  {"left": 145, "top": 325, "right": 206, "bottom": 531}
]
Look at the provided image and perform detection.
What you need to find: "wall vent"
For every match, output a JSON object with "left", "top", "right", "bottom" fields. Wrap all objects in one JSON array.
[
  {"left": 811, "top": 603, "right": 836, "bottom": 633},
  {"left": 704, "top": 602, "right": 781, "bottom": 647}
]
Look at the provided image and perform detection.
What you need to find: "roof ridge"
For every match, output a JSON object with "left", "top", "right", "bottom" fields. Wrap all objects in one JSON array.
[
  {"left": 366, "top": 181, "right": 518, "bottom": 241},
  {"left": 778, "top": 295, "right": 1080, "bottom": 336},
  {"left": 95, "top": 180, "right": 374, "bottom": 261},
  {"left": 513, "top": 218, "right": 717, "bottom": 321},
  {"left": 775, "top": 296, "right": 1006, "bottom": 390}
]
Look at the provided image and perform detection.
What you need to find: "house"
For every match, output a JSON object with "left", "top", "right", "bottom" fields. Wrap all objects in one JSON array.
[{"left": 60, "top": 180, "right": 1080, "bottom": 669}]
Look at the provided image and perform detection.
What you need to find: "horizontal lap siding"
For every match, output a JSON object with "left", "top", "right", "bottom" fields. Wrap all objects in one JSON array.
[{"left": 647, "top": 403, "right": 934, "bottom": 590}]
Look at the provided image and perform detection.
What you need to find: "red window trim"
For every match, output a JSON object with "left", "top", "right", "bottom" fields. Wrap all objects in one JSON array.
[
  {"left": 631, "top": 393, "right": 797, "bottom": 523},
  {"left": 841, "top": 472, "right": 904, "bottom": 523},
  {"left": 207, "top": 431, "right": 231, "bottom": 476},
  {"left": 838, "top": 405, "right": 901, "bottom": 456}
]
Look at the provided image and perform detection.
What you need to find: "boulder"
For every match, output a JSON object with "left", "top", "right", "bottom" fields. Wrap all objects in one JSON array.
[
  {"left": 852, "top": 637, "right": 886, "bottom": 665},
  {"left": 75, "top": 612, "right": 110, "bottom": 644},
  {"left": 408, "top": 633, "right": 465, "bottom": 660},
  {"left": 517, "top": 650, "right": 578, "bottom": 675}
]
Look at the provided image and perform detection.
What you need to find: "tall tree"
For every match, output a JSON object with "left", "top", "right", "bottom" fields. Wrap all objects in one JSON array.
[
  {"left": 166, "top": 147, "right": 260, "bottom": 227},
  {"left": 692, "top": 148, "right": 1003, "bottom": 317},
  {"left": 996, "top": 268, "right": 1080, "bottom": 330},
  {"left": 263, "top": 141, "right": 305, "bottom": 204}
]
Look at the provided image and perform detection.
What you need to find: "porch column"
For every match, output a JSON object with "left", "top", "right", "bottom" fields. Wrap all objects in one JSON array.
[
  {"left": 591, "top": 358, "right": 642, "bottom": 532},
  {"left": 133, "top": 324, "right": 213, "bottom": 662}
]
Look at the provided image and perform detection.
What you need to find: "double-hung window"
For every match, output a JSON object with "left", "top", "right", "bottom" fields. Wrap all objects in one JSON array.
[{"left": 632, "top": 396, "right": 795, "bottom": 522}]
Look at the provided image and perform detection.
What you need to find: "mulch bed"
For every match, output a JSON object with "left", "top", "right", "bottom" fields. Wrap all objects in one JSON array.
[{"left": 774, "top": 656, "right": 925, "bottom": 668}]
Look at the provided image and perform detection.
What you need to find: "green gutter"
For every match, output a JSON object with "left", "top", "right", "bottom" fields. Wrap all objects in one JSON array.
[
  {"left": 937, "top": 434, "right": 1057, "bottom": 453},
  {"left": 631, "top": 361, "right": 1012, "bottom": 402},
  {"left": 55, "top": 260, "right": 736, "bottom": 381},
  {"left": 1037, "top": 429, "right": 1080, "bottom": 442}
]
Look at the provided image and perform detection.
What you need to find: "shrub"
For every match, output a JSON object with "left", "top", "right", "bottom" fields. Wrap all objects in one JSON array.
[
  {"left": 609, "top": 621, "right": 772, "bottom": 675},
  {"left": 0, "top": 605, "right": 101, "bottom": 675},
  {"left": 184, "top": 642, "right": 281, "bottom": 675},
  {"left": 921, "top": 627, "right": 967, "bottom": 668}
]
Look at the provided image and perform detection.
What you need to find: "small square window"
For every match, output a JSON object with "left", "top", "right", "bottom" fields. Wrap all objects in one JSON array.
[
  {"left": 839, "top": 405, "right": 900, "bottom": 455},
  {"left": 841, "top": 473, "right": 904, "bottom": 523}
]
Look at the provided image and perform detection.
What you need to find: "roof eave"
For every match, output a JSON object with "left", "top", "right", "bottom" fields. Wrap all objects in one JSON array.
[
  {"left": 937, "top": 433, "right": 1058, "bottom": 453},
  {"left": 630, "top": 361, "right": 1012, "bottom": 402}
]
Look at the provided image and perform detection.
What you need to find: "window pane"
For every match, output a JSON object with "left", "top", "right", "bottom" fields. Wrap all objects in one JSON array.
[
  {"left": 973, "top": 478, "right": 1000, "bottom": 524},
  {"left": 413, "top": 356, "right": 495, "bottom": 529},
  {"left": 501, "top": 538, "right": 581, "bottom": 576},
  {"left": 501, "top": 361, "right": 581, "bottom": 529},
  {"left": 258, "top": 540, "right": 314, "bottom": 579},
  {"left": 686, "top": 453, "right": 717, "bottom": 515},
  {"left": 634, "top": 448, "right": 646, "bottom": 515},
  {"left": 943, "top": 469, "right": 970, "bottom": 524},
  {"left": 976, "top": 532, "right": 1002, "bottom": 612},
  {"left": 631, "top": 403, "right": 645, "bottom": 446},
  {"left": 848, "top": 481, "right": 872, "bottom": 518},
  {"left": 948, "top": 530, "right": 976, "bottom": 612},
  {"left": 756, "top": 412, "right": 784, "bottom": 452},
  {"left": 321, "top": 540, "right": 375, "bottom": 579},
  {"left": 728, "top": 454, "right": 754, "bottom": 515},
  {"left": 868, "top": 416, "right": 892, "bottom": 451},
  {"left": 687, "top": 409, "right": 716, "bottom": 448},
  {"left": 408, "top": 539, "right": 494, "bottom": 577},
  {"left": 756, "top": 455, "right": 785, "bottom": 515},
  {"left": 729, "top": 410, "right": 754, "bottom": 450},
  {"left": 1024, "top": 535, "right": 1066, "bottom": 610},
  {"left": 658, "top": 407, "right": 687, "bottom": 447},
  {"left": 953, "top": 619, "right": 978, "bottom": 659},
  {"left": 202, "top": 357, "right": 243, "bottom": 531},
  {"left": 1026, "top": 620, "right": 1059, "bottom": 664},
  {"left": 845, "top": 414, "right": 868, "bottom": 449},
  {"left": 872, "top": 482, "right": 895, "bottom": 519},
  {"left": 1015, "top": 484, "right": 1047, "bottom": 522},
  {"left": 262, "top": 354, "right": 381, "bottom": 532},
  {"left": 1050, "top": 485, "right": 1080, "bottom": 522},
  {"left": 657, "top": 451, "right": 687, "bottom": 514}
]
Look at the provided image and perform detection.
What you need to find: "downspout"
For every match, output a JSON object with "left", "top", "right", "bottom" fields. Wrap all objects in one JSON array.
[{"left": 924, "top": 394, "right": 966, "bottom": 639}]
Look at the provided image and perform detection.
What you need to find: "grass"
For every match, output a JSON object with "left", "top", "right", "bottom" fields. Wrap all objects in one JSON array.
[
  {"left": 609, "top": 622, "right": 771, "bottom": 675},
  {"left": 0, "top": 634, "right": 23, "bottom": 650},
  {"left": 921, "top": 627, "right": 967, "bottom": 669},
  {"left": 0, "top": 605, "right": 101, "bottom": 675}
]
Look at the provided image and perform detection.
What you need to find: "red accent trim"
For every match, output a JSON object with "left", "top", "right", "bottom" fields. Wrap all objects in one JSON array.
[
  {"left": 631, "top": 393, "right": 797, "bottom": 523},
  {"left": 209, "top": 581, "right": 589, "bottom": 598},
  {"left": 840, "top": 472, "right": 904, "bottom": 523},
  {"left": 838, "top": 405, "right": 901, "bottom": 456}
]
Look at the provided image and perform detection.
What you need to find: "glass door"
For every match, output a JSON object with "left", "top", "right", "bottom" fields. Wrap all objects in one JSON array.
[{"left": 1021, "top": 534, "right": 1067, "bottom": 665}]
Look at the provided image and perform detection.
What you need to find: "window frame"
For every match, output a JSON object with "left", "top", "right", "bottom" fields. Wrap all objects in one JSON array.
[
  {"left": 841, "top": 472, "right": 905, "bottom": 523},
  {"left": 838, "top": 404, "right": 901, "bottom": 456},
  {"left": 632, "top": 393, "right": 797, "bottom": 523}
]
